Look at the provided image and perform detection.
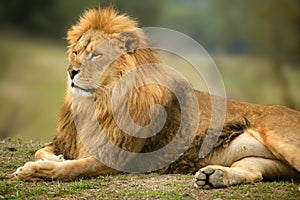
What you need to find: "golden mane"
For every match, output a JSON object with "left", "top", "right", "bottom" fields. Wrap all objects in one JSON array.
[
  {"left": 67, "top": 7, "right": 138, "bottom": 40},
  {"left": 61, "top": 7, "right": 176, "bottom": 160},
  {"left": 67, "top": 7, "right": 138, "bottom": 57},
  {"left": 67, "top": 7, "right": 161, "bottom": 75}
]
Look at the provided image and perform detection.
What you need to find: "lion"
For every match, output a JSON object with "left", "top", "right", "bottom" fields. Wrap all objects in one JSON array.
[{"left": 14, "top": 7, "right": 300, "bottom": 188}]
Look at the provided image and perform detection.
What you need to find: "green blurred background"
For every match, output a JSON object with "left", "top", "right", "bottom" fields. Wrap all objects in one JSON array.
[{"left": 0, "top": 0, "right": 299, "bottom": 141}]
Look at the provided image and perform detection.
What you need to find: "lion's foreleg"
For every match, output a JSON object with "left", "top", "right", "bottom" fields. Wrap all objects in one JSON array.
[
  {"left": 14, "top": 156, "right": 117, "bottom": 181},
  {"left": 34, "top": 145, "right": 64, "bottom": 162}
]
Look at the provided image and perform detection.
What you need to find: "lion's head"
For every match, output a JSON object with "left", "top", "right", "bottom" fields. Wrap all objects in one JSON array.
[
  {"left": 66, "top": 7, "right": 162, "bottom": 99},
  {"left": 63, "top": 7, "right": 181, "bottom": 156},
  {"left": 62, "top": 6, "right": 199, "bottom": 160},
  {"left": 53, "top": 7, "right": 199, "bottom": 170}
]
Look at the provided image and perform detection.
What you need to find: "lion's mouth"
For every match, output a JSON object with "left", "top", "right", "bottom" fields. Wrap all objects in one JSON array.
[{"left": 72, "top": 83, "right": 96, "bottom": 93}]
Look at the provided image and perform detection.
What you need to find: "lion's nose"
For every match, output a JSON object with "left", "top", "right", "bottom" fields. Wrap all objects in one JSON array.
[{"left": 67, "top": 65, "right": 80, "bottom": 80}]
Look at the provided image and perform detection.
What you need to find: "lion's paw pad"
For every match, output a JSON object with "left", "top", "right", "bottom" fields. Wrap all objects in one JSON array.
[{"left": 194, "top": 167, "right": 225, "bottom": 188}]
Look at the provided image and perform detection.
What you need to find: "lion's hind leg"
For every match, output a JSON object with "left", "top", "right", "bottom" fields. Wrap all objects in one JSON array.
[
  {"left": 194, "top": 157, "right": 300, "bottom": 188},
  {"left": 247, "top": 124, "right": 300, "bottom": 172}
]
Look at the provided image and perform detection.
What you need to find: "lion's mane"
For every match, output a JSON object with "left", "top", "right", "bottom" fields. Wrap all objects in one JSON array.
[{"left": 50, "top": 7, "right": 201, "bottom": 172}]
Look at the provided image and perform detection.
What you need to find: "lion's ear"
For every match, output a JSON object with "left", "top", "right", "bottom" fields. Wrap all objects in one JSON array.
[
  {"left": 121, "top": 32, "right": 139, "bottom": 52},
  {"left": 111, "top": 31, "right": 140, "bottom": 53}
]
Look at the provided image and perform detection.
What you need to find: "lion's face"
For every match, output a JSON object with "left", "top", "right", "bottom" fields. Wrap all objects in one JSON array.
[
  {"left": 68, "top": 29, "right": 111, "bottom": 96},
  {"left": 67, "top": 29, "right": 142, "bottom": 97},
  {"left": 66, "top": 8, "right": 143, "bottom": 97}
]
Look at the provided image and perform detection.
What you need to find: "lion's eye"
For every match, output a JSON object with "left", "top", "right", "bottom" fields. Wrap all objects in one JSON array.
[
  {"left": 90, "top": 52, "right": 102, "bottom": 59},
  {"left": 72, "top": 51, "right": 78, "bottom": 57}
]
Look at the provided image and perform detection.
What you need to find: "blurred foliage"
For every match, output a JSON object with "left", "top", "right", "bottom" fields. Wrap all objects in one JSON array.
[
  {"left": 210, "top": 0, "right": 299, "bottom": 64},
  {"left": 0, "top": 0, "right": 100, "bottom": 39},
  {"left": 0, "top": 0, "right": 165, "bottom": 40},
  {"left": 208, "top": 0, "right": 299, "bottom": 108},
  {"left": 0, "top": 0, "right": 298, "bottom": 64},
  {"left": 114, "top": 0, "right": 165, "bottom": 26},
  {"left": 0, "top": 0, "right": 299, "bottom": 140}
]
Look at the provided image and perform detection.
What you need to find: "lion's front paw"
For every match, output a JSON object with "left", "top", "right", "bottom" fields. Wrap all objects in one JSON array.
[
  {"left": 41, "top": 154, "right": 65, "bottom": 162},
  {"left": 194, "top": 167, "right": 225, "bottom": 189},
  {"left": 14, "top": 161, "right": 43, "bottom": 181},
  {"left": 14, "top": 160, "right": 60, "bottom": 181}
]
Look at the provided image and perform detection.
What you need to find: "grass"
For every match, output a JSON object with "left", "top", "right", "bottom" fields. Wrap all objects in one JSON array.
[{"left": 0, "top": 138, "right": 299, "bottom": 199}]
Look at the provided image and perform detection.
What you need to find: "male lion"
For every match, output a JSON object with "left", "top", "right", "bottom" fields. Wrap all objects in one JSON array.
[{"left": 14, "top": 7, "right": 300, "bottom": 188}]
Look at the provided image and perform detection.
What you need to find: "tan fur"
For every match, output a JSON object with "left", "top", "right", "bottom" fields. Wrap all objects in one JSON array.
[{"left": 14, "top": 7, "right": 300, "bottom": 187}]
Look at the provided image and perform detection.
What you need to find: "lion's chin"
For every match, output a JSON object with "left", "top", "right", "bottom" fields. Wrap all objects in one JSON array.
[{"left": 72, "top": 84, "right": 96, "bottom": 97}]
